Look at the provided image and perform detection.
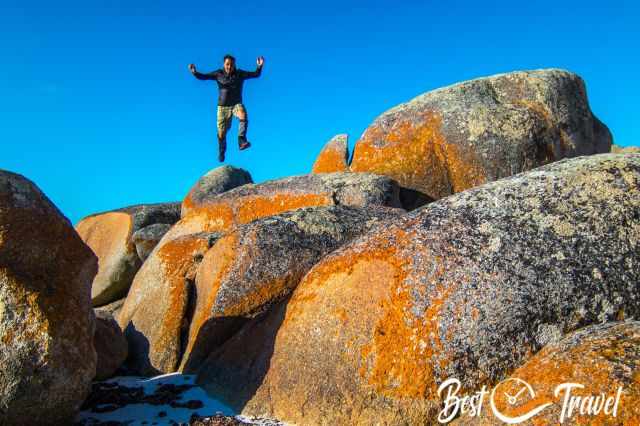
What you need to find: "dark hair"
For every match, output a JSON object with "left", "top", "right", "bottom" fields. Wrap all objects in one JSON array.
[{"left": 223, "top": 54, "right": 236, "bottom": 63}]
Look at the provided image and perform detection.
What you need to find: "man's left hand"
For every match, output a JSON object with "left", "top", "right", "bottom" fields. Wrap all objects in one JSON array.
[{"left": 257, "top": 56, "right": 265, "bottom": 67}]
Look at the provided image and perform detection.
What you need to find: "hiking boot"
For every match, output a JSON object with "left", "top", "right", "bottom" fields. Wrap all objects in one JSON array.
[
  {"left": 238, "top": 136, "right": 251, "bottom": 151},
  {"left": 218, "top": 151, "right": 225, "bottom": 162}
]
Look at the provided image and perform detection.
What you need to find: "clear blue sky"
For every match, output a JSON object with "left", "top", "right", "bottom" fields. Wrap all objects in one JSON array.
[{"left": 1, "top": 1, "right": 638, "bottom": 224}]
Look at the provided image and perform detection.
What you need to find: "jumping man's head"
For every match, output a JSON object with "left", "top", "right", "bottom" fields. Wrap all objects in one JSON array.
[{"left": 223, "top": 54, "right": 236, "bottom": 74}]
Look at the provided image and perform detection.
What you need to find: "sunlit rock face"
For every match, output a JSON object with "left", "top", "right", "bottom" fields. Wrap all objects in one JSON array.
[{"left": 350, "top": 69, "right": 612, "bottom": 200}]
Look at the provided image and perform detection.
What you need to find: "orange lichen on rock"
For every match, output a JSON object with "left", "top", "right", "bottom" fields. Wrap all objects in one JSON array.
[
  {"left": 359, "top": 254, "right": 457, "bottom": 399},
  {"left": 312, "top": 148, "right": 349, "bottom": 173},
  {"left": 154, "top": 236, "right": 210, "bottom": 356},
  {"left": 459, "top": 323, "right": 640, "bottom": 425},
  {"left": 284, "top": 226, "right": 452, "bottom": 399},
  {"left": 351, "top": 111, "right": 486, "bottom": 199},
  {"left": 181, "top": 233, "right": 240, "bottom": 365},
  {"left": 0, "top": 171, "right": 98, "bottom": 424},
  {"left": 236, "top": 193, "right": 332, "bottom": 225},
  {"left": 230, "top": 225, "right": 447, "bottom": 424},
  {"left": 312, "top": 135, "right": 350, "bottom": 173},
  {"left": 181, "top": 191, "right": 199, "bottom": 216},
  {"left": 501, "top": 329, "right": 640, "bottom": 425},
  {"left": 172, "top": 193, "right": 333, "bottom": 238}
]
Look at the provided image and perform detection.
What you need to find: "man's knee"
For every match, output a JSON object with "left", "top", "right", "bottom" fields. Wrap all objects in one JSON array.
[{"left": 234, "top": 104, "right": 247, "bottom": 120}]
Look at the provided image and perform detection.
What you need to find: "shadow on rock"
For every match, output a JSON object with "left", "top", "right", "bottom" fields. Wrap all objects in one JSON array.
[
  {"left": 193, "top": 296, "right": 289, "bottom": 412},
  {"left": 122, "top": 322, "right": 158, "bottom": 376},
  {"left": 180, "top": 316, "right": 249, "bottom": 373}
]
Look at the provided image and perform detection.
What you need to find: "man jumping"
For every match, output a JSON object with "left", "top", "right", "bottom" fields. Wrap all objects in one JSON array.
[{"left": 189, "top": 54, "right": 264, "bottom": 162}]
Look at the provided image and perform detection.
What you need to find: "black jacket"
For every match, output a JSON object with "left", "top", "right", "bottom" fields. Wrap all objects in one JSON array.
[{"left": 193, "top": 66, "right": 263, "bottom": 106}]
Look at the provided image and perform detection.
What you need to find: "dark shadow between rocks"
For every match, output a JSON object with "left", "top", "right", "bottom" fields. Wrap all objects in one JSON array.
[
  {"left": 193, "top": 296, "right": 290, "bottom": 412},
  {"left": 122, "top": 322, "right": 159, "bottom": 377},
  {"left": 399, "top": 186, "right": 434, "bottom": 211},
  {"left": 181, "top": 315, "right": 249, "bottom": 373}
]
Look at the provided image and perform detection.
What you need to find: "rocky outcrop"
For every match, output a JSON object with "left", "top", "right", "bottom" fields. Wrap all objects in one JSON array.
[
  {"left": 350, "top": 69, "right": 612, "bottom": 200},
  {"left": 76, "top": 202, "right": 181, "bottom": 307},
  {"left": 167, "top": 172, "right": 402, "bottom": 240},
  {"left": 131, "top": 223, "right": 173, "bottom": 261},
  {"left": 197, "top": 154, "right": 640, "bottom": 425},
  {"left": 0, "top": 170, "right": 98, "bottom": 425},
  {"left": 181, "top": 165, "right": 253, "bottom": 218},
  {"left": 94, "top": 310, "right": 128, "bottom": 380},
  {"left": 311, "top": 134, "right": 350, "bottom": 173},
  {"left": 612, "top": 144, "right": 640, "bottom": 154},
  {"left": 117, "top": 232, "right": 222, "bottom": 375},
  {"left": 118, "top": 173, "right": 400, "bottom": 376},
  {"left": 454, "top": 321, "right": 640, "bottom": 425},
  {"left": 179, "top": 205, "right": 401, "bottom": 372}
]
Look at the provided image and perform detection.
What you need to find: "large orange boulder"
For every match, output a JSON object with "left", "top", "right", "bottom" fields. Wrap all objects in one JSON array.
[
  {"left": 350, "top": 69, "right": 612, "bottom": 200},
  {"left": 454, "top": 321, "right": 640, "bottom": 425},
  {"left": 76, "top": 202, "right": 181, "bottom": 306},
  {"left": 197, "top": 154, "right": 640, "bottom": 425},
  {"left": 311, "top": 134, "right": 350, "bottom": 173},
  {"left": 179, "top": 205, "right": 401, "bottom": 372},
  {"left": 0, "top": 170, "right": 98, "bottom": 425},
  {"left": 117, "top": 231, "right": 221, "bottom": 375}
]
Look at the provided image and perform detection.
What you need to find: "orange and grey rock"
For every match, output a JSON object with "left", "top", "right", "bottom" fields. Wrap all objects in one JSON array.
[
  {"left": 94, "top": 310, "right": 128, "bottom": 380},
  {"left": 311, "top": 134, "right": 350, "bottom": 173},
  {"left": 131, "top": 222, "right": 173, "bottom": 261},
  {"left": 179, "top": 205, "right": 401, "bottom": 372},
  {"left": 117, "top": 232, "right": 222, "bottom": 376},
  {"left": 181, "top": 165, "right": 253, "bottom": 218},
  {"left": 167, "top": 172, "right": 401, "bottom": 241},
  {"left": 350, "top": 69, "right": 612, "bottom": 200},
  {"left": 0, "top": 170, "right": 98, "bottom": 425},
  {"left": 197, "top": 153, "right": 640, "bottom": 425},
  {"left": 76, "top": 202, "right": 181, "bottom": 307},
  {"left": 118, "top": 173, "right": 400, "bottom": 376},
  {"left": 454, "top": 321, "right": 640, "bottom": 425}
]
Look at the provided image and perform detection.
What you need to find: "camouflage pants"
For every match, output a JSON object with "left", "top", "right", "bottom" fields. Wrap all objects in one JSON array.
[{"left": 216, "top": 103, "right": 248, "bottom": 143}]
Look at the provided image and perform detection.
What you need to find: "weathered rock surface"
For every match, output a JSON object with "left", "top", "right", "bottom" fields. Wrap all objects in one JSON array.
[
  {"left": 76, "top": 202, "right": 181, "bottom": 307},
  {"left": 0, "top": 170, "right": 98, "bottom": 425},
  {"left": 612, "top": 144, "right": 640, "bottom": 154},
  {"left": 181, "top": 165, "right": 253, "bottom": 218},
  {"left": 119, "top": 174, "right": 399, "bottom": 375},
  {"left": 117, "top": 232, "right": 222, "bottom": 375},
  {"left": 168, "top": 172, "right": 402, "bottom": 240},
  {"left": 197, "top": 154, "right": 640, "bottom": 425},
  {"left": 94, "top": 310, "right": 128, "bottom": 380},
  {"left": 180, "top": 205, "right": 402, "bottom": 372},
  {"left": 312, "top": 134, "right": 350, "bottom": 173},
  {"left": 131, "top": 223, "right": 172, "bottom": 261},
  {"left": 350, "top": 69, "right": 612, "bottom": 200},
  {"left": 454, "top": 321, "right": 640, "bottom": 425},
  {"left": 94, "top": 297, "right": 126, "bottom": 318}
]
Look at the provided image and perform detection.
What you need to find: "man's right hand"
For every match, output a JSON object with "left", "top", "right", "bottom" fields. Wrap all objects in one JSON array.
[{"left": 188, "top": 63, "right": 196, "bottom": 73}]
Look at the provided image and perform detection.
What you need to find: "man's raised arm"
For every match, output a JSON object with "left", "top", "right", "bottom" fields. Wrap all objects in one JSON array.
[
  {"left": 240, "top": 56, "right": 265, "bottom": 79},
  {"left": 188, "top": 63, "right": 218, "bottom": 80}
]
